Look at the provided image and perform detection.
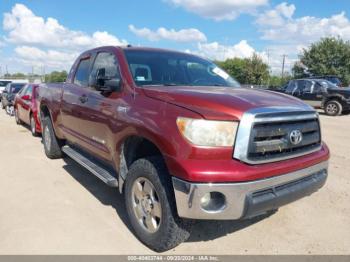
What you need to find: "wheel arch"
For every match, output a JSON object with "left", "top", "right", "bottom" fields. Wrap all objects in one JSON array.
[
  {"left": 324, "top": 95, "right": 346, "bottom": 106},
  {"left": 117, "top": 135, "right": 165, "bottom": 193}
]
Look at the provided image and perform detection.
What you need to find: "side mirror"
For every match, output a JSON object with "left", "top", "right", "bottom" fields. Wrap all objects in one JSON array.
[
  {"left": 22, "top": 95, "right": 31, "bottom": 101},
  {"left": 94, "top": 68, "right": 121, "bottom": 92}
]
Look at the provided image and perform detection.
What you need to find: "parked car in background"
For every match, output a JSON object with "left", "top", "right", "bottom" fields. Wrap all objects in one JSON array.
[
  {"left": 284, "top": 79, "right": 350, "bottom": 116},
  {"left": 14, "top": 84, "right": 41, "bottom": 136},
  {"left": 0, "top": 80, "right": 13, "bottom": 100},
  {"left": 38, "top": 46, "right": 329, "bottom": 252},
  {"left": 1, "top": 82, "right": 26, "bottom": 114}
]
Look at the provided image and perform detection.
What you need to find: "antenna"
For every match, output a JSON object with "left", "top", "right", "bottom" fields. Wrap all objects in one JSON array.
[{"left": 281, "top": 54, "right": 287, "bottom": 79}]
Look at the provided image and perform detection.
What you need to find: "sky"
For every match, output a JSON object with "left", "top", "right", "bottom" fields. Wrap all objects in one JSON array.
[{"left": 0, "top": 0, "right": 350, "bottom": 75}]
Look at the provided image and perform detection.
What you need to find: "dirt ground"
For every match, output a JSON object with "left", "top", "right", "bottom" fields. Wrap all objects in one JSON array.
[{"left": 0, "top": 109, "right": 349, "bottom": 255}]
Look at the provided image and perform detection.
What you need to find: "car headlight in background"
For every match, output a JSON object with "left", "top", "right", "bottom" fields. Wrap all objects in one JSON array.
[{"left": 176, "top": 117, "right": 238, "bottom": 147}]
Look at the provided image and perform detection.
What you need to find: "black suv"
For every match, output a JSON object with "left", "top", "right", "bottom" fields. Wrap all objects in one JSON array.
[
  {"left": 1, "top": 83, "right": 26, "bottom": 112},
  {"left": 284, "top": 79, "right": 350, "bottom": 116}
]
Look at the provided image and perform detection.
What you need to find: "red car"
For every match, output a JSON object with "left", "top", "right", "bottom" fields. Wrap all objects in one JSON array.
[{"left": 14, "top": 84, "right": 41, "bottom": 136}]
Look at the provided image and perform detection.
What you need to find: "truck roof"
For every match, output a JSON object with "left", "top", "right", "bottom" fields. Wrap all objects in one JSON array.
[{"left": 83, "top": 45, "right": 195, "bottom": 56}]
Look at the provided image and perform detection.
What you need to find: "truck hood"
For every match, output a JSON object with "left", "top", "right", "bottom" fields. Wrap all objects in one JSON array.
[{"left": 142, "top": 86, "right": 311, "bottom": 120}]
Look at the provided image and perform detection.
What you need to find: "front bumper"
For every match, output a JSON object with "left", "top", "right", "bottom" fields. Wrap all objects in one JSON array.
[{"left": 172, "top": 161, "right": 328, "bottom": 220}]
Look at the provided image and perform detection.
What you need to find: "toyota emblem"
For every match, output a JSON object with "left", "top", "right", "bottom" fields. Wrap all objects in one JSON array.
[{"left": 289, "top": 130, "right": 303, "bottom": 145}]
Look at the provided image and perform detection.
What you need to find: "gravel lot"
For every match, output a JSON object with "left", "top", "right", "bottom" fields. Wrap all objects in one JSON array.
[{"left": 0, "top": 109, "right": 349, "bottom": 255}]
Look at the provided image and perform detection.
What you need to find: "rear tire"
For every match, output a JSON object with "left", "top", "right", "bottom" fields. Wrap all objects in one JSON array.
[
  {"left": 42, "top": 116, "right": 63, "bottom": 159},
  {"left": 124, "top": 157, "right": 193, "bottom": 252},
  {"left": 30, "top": 115, "right": 39, "bottom": 137},
  {"left": 325, "top": 100, "right": 342, "bottom": 116}
]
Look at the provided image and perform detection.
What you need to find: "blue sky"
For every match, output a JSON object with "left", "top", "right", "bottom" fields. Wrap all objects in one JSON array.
[{"left": 0, "top": 0, "right": 349, "bottom": 75}]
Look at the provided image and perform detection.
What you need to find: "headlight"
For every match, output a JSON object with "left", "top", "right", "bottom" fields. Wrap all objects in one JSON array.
[{"left": 176, "top": 117, "right": 238, "bottom": 147}]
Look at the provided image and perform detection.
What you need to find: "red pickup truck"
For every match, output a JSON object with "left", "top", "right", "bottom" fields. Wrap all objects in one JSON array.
[{"left": 38, "top": 46, "right": 330, "bottom": 252}]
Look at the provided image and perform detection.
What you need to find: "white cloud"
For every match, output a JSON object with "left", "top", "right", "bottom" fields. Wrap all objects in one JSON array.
[
  {"left": 1, "top": 4, "right": 128, "bottom": 72},
  {"left": 3, "top": 3, "right": 127, "bottom": 49},
  {"left": 254, "top": 2, "right": 350, "bottom": 74},
  {"left": 14, "top": 46, "right": 78, "bottom": 68},
  {"left": 257, "top": 2, "right": 350, "bottom": 43},
  {"left": 168, "top": 0, "right": 268, "bottom": 21},
  {"left": 196, "top": 40, "right": 258, "bottom": 60},
  {"left": 129, "top": 24, "right": 207, "bottom": 42},
  {"left": 256, "top": 2, "right": 295, "bottom": 27}
]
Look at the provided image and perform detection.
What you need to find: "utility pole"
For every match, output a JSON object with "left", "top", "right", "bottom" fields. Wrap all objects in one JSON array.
[
  {"left": 266, "top": 49, "right": 271, "bottom": 86},
  {"left": 281, "top": 54, "right": 287, "bottom": 79}
]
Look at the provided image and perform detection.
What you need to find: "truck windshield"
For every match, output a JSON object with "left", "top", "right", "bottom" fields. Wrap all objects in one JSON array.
[
  {"left": 326, "top": 77, "right": 341, "bottom": 86},
  {"left": 124, "top": 49, "right": 240, "bottom": 88}
]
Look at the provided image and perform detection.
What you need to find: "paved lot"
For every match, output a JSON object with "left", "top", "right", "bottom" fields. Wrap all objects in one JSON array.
[{"left": 0, "top": 109, "right": 349, "bottom": 255}]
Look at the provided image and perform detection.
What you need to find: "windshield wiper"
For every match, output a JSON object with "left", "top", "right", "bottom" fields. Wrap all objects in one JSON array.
[{"left": 163, "top": 83, "right": 182, "bottom": 86}]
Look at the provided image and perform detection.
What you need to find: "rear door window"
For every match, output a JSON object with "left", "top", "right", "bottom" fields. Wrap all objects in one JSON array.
[
  {"left": 74, "top": 58, "right": 91, "bottom": 87},
  {"left": 303, "top": 81, "right": 313, "bottom": 93}
]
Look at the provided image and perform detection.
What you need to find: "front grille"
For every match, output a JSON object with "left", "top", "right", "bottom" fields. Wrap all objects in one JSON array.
[
  {"left": 233, "top": 109, "right": 322, "bottom": 164},
  {"left": 247, "top": 116, "right": 321, "bottom": 163}
]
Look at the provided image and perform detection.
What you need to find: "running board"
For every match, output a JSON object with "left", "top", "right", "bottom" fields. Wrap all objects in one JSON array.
[{"left": 62, "top": 145, "right": 118, "bottom": 187}]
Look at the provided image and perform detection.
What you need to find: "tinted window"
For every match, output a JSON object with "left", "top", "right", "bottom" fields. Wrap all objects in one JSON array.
[
  {"left": 286, "top": 81, "right": 297, "bottom": 93},
  {"left": 90, "top": 52, "right": 120, "bottom": 86},
  {"left": 313, "top": 82, "right": 322, "bottom": 93},
  {"left": 10, "top": 84, "right": 25, "bottom": 93},
  {"left": 74, "top": 58, "right": 91, "bottom": 86},
  {"left": 326, "top": 77, "right": 341, "bottom": 86},
  {"left": 18, "top": 84, "right": 28, "bottom": 95},
  {"left": 303, "top": 81, "right": 313, "bottom": 93},
  {"left": 124, "top": 50, "right": 240, "bottom": 88}
]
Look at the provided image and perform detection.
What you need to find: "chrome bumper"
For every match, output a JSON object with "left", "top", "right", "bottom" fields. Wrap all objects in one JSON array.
[{"left": 172, "top": 161, "right": 328, "bottom": 220}]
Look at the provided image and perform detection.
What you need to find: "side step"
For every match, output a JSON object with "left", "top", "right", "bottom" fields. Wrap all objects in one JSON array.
[{"left": 62, "top": 145, "right": 118, "bottom": 187}]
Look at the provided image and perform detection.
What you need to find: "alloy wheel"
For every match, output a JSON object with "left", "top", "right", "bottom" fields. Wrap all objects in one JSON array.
[
  {"left": 326, "top": 103, "right": 338, "bottom": 115},
  {"left": 131, "top": 177, "right": 162, "bottom": 233}
]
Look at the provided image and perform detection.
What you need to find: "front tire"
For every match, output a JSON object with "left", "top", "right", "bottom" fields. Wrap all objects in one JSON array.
[
  {"left": 124, "top": 157, "right": 193, "bottom": 252},
  {"left": 325, "top": 100, "right": 342, "bottom": 116},
  {"left": 42, "top": 116, "right": 63, "bottom": 159}
]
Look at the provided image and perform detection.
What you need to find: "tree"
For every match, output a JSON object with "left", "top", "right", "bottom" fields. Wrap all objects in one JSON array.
[
  {"left": 216, "top": 54, "right": 269, "bottom": 85},
  {"left": 45, "top": 71, "right": 68, "bottom": 83},
  {"left": 268, "top": 75, "right": 291, "bottom": 88},
  {"left": 293, "top": 37, "right": 350, "bottom": 85},
  {"left": 11, "top": 72, "right": 26, "bottom": 78}
]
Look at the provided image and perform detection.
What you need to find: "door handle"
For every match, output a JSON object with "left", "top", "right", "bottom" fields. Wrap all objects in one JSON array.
[{"left": 79, "top": 95, "right": 88, "bottom": 104}]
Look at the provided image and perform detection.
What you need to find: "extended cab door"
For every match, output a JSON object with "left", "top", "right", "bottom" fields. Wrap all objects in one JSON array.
[
  {"left": 60, "top": 55, "right": 93, "bottom": 146},
  {"left": 80, "top": 51, "right": 125, "bottom": 162}
]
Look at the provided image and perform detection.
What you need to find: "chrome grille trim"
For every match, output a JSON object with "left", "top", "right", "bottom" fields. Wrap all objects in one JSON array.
[{"left": 233, "top": 107, "right": 322, "bottom": 164}]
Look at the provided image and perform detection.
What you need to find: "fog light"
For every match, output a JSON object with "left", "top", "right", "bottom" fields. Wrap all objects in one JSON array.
[
  {"left": 200, "top": 192, "right": 226, "bottom": 213},
  {"left": 200, "top": 193, "right": 211, "bottom": 206}
]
